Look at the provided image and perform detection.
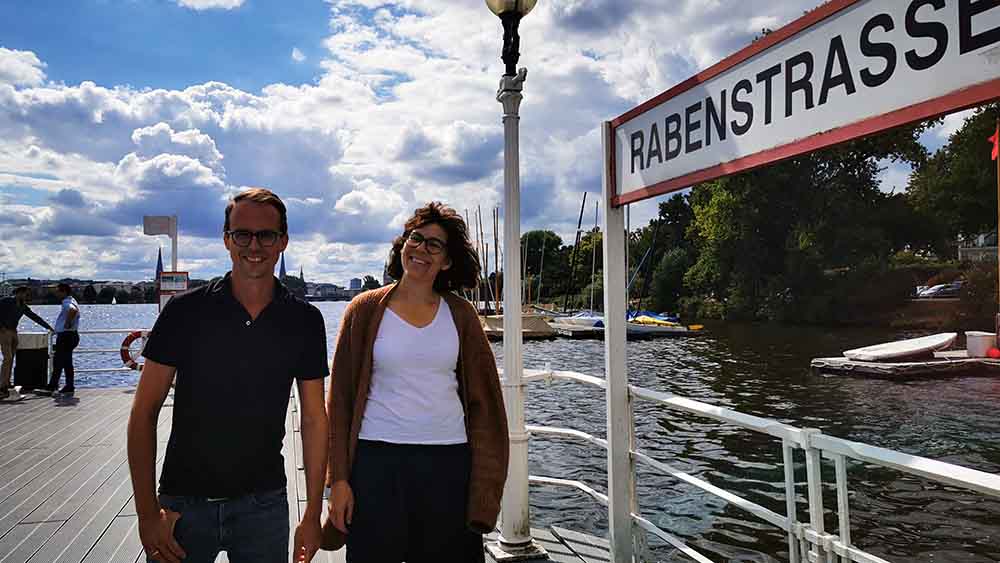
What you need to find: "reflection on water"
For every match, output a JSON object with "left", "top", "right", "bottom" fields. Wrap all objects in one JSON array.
[{"left": 18, "top": 304, "right": 1000, "bottom": 561}]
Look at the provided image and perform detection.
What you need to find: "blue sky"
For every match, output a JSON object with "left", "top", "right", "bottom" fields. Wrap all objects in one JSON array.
[
  {"left": 0, "top": 0, "right": 330, "bottom": 92},
  {"left": 0, "top": 0, "right": 976, "bottom": 284}
]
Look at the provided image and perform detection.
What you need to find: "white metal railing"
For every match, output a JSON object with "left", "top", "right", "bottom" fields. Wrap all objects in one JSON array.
[
  {"left": 41, "top": 328, "right": 149, "bottom": 374},
  {"left": 514, "top": 367, "right": 1000, "bottom": 563}
]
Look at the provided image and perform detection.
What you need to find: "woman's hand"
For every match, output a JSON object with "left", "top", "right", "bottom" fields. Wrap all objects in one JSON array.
[{"left": 327, "top": 480, "right": 354, "bottom": 533}]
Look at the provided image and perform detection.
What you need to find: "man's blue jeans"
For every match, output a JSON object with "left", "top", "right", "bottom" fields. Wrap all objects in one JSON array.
[{"left": 149, "top": 488, "right": 289, "bottom": 563}]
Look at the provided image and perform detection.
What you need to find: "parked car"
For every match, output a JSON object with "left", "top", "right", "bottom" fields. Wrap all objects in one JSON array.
[{"left": 918, "top": 282, "right": 962, "bottom": 298}]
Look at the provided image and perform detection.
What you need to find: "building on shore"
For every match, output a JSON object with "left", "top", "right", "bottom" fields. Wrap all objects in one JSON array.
[{"left": 957, "top": 231, "right": 997, "bottom": 263}]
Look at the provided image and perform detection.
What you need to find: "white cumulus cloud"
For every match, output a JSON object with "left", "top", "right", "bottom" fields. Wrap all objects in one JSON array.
[
  {"left": 131, "top": 122, "right": 224, "bottom": 172},
  {"left": 0, "top": 47, "right": 46, "bottom": 86},
  {"left": 291, "top": 48, "right": 306, "bottom": 63}
]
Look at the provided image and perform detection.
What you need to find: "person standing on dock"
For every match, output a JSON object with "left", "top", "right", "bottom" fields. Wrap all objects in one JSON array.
[
  {"left": 127, "top": 188, "right": 329, "bottom": 563},
  {"left": 0, "top": 286, "right": 54, "bottom": 399},
  {"left": 36, "top": 283, "right": 80, "bottom": 396},
  {"left": 325, "top": 202, "right": 509, "bottom": 562}
]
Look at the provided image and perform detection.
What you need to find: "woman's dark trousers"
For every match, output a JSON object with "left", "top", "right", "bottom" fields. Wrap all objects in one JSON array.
[{"left": 347, "top": 440, "right": 485, "bottom": 563}]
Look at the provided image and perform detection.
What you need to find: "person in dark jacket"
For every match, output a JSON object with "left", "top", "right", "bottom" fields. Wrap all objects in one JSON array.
[{"left": 0, "top": 287, "right": 54, "bottom": 399}]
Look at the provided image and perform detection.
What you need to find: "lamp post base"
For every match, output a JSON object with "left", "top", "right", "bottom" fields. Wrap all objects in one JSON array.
[{"left": 485, "top": 539, "right": 548, "bottom": 561}]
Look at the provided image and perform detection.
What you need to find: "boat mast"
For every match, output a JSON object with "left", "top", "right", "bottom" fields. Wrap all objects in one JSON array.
[
  {"left": 590, "top": 199, "right": 599, "bottom": 313},
  {"left": 493, "top": 207, "right": 501, "bottom": 315},
  {"left": 562, "top": 191, "right": 588, "bottom": 312},
  {"left": 536, "top": 233, "right": 546, "bottom": 306}
]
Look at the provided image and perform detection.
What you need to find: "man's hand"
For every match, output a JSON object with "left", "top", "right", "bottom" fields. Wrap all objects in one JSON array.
[
  {"left": 138, "top": 509, "right": 185, "bottom": 563},
  {"left": 327, "top": 480, "right": 353, "bottom": 533},
  {"left": 294, "top": 514, "right": 322, "bottom": 562}
]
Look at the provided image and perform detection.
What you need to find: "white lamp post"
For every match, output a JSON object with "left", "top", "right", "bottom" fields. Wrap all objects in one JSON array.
[{"left": 484, "top": 1, "right": 547, "bottom": 561}]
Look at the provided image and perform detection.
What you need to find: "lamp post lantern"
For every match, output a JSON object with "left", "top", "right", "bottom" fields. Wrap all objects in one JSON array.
[{"left": 484, "top": 1, "right": 547, "bottom": 561}]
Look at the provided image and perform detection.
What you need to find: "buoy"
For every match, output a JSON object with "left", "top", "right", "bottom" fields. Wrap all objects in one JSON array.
[{"left": 120, "top": 331, "right": 144, "bottom": 370}]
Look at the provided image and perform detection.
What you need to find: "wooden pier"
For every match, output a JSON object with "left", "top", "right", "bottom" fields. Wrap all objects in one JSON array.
[
  {"left": 0, "top": 388, "right": 608, "bottom": 563},
  {"left": 811, "top": 349, "right": 1000, "bottom": 378}
]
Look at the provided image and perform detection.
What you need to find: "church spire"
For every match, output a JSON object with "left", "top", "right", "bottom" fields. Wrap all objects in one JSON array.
[
  {"left": 299, "top": 266, "right": 305, "bottom": 283},
  {"left": 279, "top": 253, "right": 287, "bottom": 279}
]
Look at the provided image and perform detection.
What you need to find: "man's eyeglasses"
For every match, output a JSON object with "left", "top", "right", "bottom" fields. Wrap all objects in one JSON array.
[
  {"left": 405, "top": 231, "right": 447, "bottom": 255},
  {"left": 225, "top": 230, "right": 284, "bottom": 247}
]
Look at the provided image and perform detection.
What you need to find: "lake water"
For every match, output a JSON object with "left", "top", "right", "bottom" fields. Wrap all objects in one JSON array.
[{"left": 15, "top": 303, "right": 1000, "bottom": 562}]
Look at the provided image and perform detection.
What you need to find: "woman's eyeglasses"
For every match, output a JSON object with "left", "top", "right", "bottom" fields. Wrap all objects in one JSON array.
[
  {"left": 225, "top": 230, "right": 284, "bottom": 247},
  {"left": 405, "top": 231, "right": 447, "bottom": 255}
]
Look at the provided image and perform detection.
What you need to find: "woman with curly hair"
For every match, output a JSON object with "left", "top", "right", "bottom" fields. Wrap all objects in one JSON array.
[{"left": 324, "top": 202, "right": 509, "bottom": 562}]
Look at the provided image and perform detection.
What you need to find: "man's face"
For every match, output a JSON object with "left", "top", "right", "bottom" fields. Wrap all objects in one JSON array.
[
  {"left": 55, "top": 288, "right": 66, "bottom": 300},
  {"left": 224, "top": 201, "right": 288, "bottom": 282}
]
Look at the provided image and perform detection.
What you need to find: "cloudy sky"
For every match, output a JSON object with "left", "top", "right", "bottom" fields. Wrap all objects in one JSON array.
[{"left": 0, "top": 0, "right": 966, "bottom": 285}]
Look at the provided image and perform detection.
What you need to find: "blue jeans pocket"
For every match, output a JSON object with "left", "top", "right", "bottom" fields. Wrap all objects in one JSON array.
[{"left": 249, "top": 488, "right": 287, "bottom": 509}]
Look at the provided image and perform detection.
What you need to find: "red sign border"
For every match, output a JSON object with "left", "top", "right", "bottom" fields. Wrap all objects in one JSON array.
[{"left": 608, "top": 0, "right": 1000, "bottom": 207}]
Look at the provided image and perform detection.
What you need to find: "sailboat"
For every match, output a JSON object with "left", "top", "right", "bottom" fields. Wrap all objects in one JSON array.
[{"left": 546, "top": 199, "right": 703, "bottom": 338}]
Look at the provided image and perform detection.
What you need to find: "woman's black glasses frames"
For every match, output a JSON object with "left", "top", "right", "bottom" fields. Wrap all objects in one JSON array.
[
  {"left": 225, "top": 230, "right": 284, "bottom": 247},
  {"left": 405, "top": 231, "right": 446, "bottom": 255}
]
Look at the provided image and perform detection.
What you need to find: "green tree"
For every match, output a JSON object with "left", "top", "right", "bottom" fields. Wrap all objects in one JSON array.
[
  {"left": 681, "top": 120, "right": 934, "bottom": 321},
  {"left": 908, "top": 104, "right": 1000, "bottom": 246},
  {"left": 97, "top": 286, "right": 116, "bottom": 304},
  {"left": 283, "top": 276, "right": 307, "bottom": 297},
  {"left": 521, "top": 230, "right": 567, "bottom": 303},
  {"left": 83, "top": 284, "right": 98, "bottom": 304},
  {"left": 651, "top": 247, "right": 692, "bottom": 313}
]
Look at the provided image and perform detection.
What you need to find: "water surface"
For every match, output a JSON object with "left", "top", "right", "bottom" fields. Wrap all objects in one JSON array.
[{"left": 17, "top": 304, "right": 1000, "bottom": 561}]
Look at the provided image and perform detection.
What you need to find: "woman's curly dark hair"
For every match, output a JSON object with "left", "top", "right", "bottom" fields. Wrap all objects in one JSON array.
[{"left": 386, "top": 202, "right": 481, "bottom": 292}]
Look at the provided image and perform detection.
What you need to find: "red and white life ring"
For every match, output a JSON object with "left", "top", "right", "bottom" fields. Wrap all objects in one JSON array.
[{"left": 120, "top": 331, "right": 144, "bottom": 370}]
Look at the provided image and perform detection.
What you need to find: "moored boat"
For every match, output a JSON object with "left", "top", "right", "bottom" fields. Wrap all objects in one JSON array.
[{"left": 843, "top": 332, "right": 957, "bottom": 362}]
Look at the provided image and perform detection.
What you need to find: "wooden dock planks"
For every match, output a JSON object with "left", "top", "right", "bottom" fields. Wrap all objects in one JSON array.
[{"left": 0, "top": 388, "right": 609, "bottom": 563}]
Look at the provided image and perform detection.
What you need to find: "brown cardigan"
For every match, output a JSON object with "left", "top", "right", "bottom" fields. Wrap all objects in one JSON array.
[{"left": 326, "top": 284, "right": 509, "bottom": 533}]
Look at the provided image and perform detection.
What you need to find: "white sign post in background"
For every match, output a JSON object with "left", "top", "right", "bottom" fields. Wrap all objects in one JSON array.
[
  {"left": 143, "top": 215, "right": 178, "bottom": 271},
  {"left": 611, "top": 0, "right": 1000, "bottom": 206}
]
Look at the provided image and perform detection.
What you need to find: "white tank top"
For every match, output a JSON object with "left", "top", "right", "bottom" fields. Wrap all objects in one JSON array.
[{"left": 358, "top": 298, "right": 468, "bottom": 444}]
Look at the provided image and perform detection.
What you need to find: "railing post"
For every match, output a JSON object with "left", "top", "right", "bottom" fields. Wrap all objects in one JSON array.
[
  {"left": 802, "top": 428, "right": 830, "bottom": 562},
  {"left": 601, "top": 120, "right": 635, "bottom": 563},
  {"left": 628, "top": 396, "right": 649, "bottom": 561},
  {"left": 46, "top": 330, "right": 54, "bottom": 383},
  {"left": 833, "top": 454, "right": 851, "bottom": 563},
  {"left": 782, "top": 439, "right": 801, "bottom": 563}
]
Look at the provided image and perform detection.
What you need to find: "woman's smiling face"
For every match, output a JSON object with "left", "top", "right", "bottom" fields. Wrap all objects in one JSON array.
[{"left": 400, "top": 222, "right": 451, "bottom": 284}]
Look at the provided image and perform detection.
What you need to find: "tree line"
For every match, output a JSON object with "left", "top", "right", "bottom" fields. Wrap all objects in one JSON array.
[{"left": 518, "top": 103, "right": 999, "bottom": 325}]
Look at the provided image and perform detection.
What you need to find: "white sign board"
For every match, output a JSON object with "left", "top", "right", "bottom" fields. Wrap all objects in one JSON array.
[
  {"left": 159, "top": 272, "right": 189, "bottom": 292},
  {"left": 611, "top": 0, "right": 1000, "bottom": 206},
  {"left": 143, "top": 215, "right": 176, "bottom": 236}
]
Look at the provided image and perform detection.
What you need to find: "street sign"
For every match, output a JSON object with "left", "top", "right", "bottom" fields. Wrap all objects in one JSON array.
[{"left": 610, "top": 0, "right": 1000, "bottom": 206}]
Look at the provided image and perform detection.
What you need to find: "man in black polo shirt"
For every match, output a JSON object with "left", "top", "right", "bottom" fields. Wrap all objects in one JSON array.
[{"left": 127, "top": 188, "right": 329, "bottom": 563}]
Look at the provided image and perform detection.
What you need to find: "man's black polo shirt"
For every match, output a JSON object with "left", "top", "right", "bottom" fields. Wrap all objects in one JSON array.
[{"left": 142, "top": 273, "right": 328, "bottom": 497}]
